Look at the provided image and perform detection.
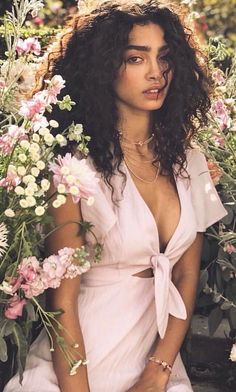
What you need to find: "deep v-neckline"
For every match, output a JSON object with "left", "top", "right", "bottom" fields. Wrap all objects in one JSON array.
[{"left": 124, "top": 162, "right": 183, "bottom": 253}]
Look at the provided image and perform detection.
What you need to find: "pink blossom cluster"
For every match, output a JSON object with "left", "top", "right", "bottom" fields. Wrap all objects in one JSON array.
[
  {"left": 0, "top": 167, "right": 20, "bottom": 190},
  {"left": 3, "top": 247, "right": 90, "bottom": 319},
  {"left": 49, "top": 153, "right": 99, "bottom": 203},
  {"left": 211, "top": 99, "right": 231, "bottom": 131},
  {"left": 16, "top": 38, "right": 41, "bottom": 56},
  {"left": 212, "top": 69, "right": 225, "bottom": 86},
  {"left": 0, "top": 125, "right": 26, "bottom": 154},
  {"left": 19, "top": 75, "right": 65, "bottom": 121}
]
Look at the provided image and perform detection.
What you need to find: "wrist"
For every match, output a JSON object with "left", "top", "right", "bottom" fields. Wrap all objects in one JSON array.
[{"left": 144, "top": 361, "right": 170, "bottom": 382}]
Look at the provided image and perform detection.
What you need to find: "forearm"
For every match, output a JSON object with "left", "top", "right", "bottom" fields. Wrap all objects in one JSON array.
[
  {"left": 49, "top": 304, "right": 90, "bottom": 392},
  {"left": 152, "top": 271, "right": 199, "bottom": 366}
]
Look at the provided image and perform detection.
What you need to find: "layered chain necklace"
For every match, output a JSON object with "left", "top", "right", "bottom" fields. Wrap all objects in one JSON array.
[{"left": 119, "top": 130, "right": 160, "bottom": 184}]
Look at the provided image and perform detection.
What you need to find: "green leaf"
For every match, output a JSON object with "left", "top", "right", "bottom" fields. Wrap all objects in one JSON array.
[
  {"left": 25, "top": 301, "right": 38, "bottom": 322},
  {"left": 208, "top": 306, "right": 223, "bottom": 336},
  {"left": 11, "top": 323, "right": 28, "bottom": 384},
  {"left": 0, "top": 336, "right": 8, "bottom": 362},
  {"left": 0, "top": 319, "right": 14, "bottom": 337},
  {"left": 197, "top": 270, "right": 209, "bottom": 296},
  {"left": 221, "top": 206, "right": 234, "bottom": 225}
]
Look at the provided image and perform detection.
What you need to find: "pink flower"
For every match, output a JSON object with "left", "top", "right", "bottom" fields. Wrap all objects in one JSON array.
[
  {"left": 32, "top": 17, "right": 44, "bottom": 26},
  {"left": 0, "top": 167, "right": 21, "bottom": 190},
  {"left": 5, "top": 295, "right": 27, "bottom": 319},
  {"left": 49, "top": 154, "right": 99, "bottom": 203},
  {"left": 44, "top": 75, "right": 65, "bottom": 104},
  {"left": 32, "top": 114, "right": 49, "bottom": 132},
  {"left": 18, "top": 256, "right": 40, "bottom": 282},
  {"left": 224, "top": 243, "right": 236, "bottom": 254},
  {"left": 21, "top": 276, "right": 46, "bottom": 298},
  {"left": 19, "top": 93, "right": 46, "bottom": 119},
  {"left": 16, "top": 38, "right": 41, "bottom": 56},
  {"left": 0, "top": 125, "right": 26, "bottom": 154},
  {"left": 42, "top": 254, "right": 66, "bottom": 289},
  {"left": 211, "top": 99, "right": 231, "bottom": 130},
  {"left": 212, "top": 69, "right": 225, "bottom": 86}
]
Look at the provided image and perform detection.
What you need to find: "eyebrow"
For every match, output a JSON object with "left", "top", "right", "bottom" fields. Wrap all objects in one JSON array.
[{"left": 125, "top": 44, "right": 169, "bottom": 53}]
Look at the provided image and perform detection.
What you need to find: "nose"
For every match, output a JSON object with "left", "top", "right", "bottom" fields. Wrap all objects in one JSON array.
[{"left": 146, "top": 58, "right": 163, "bottom": 81}]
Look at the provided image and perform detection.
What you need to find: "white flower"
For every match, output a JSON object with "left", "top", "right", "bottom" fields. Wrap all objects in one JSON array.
[
  {"left": 57, "top": 184, "right": 66, "bottom": 193},
  {"left": 31, "top": 167, "right": 40, "bottom": 177},
  {"left": 36, "top": 160, "right": 46, "bottom": 170},
  {"left": 31, "top": 152, "right": 40, "bottom": 162},
  {"left": 44, "top": 133, "right": 54, "bottom": 146},
  {"left": 15, "top": 186, "right": 25, "bottom": 195},
  {"left": 20, "top": 199, "right": 29, "bottom": 208},
  {"left": 52, "top": 199, "right": 62, "bottom": 208},
  {"left": 69, "top": 186, "right": 79, "bottom": 196},
  {"left": 55, "top": 134, "right": 67, "bottom": 146},
  {"left": 41, "top": 179, "right": 50, "bottom": 191},
  {"left": 32, "top": 134, "right": 40, "bottom": 143},
  {"left": 35, "top": 206, "right": 45, "bottom": 216},
  {"left": 23, "top": 175, "right": 36, "bottom": 184},
  {"left": 20, "top": 140, "right": 30, "bottom": 149},
  {"left": 26, "top": 196, "right": 36, "bottom": 207},
  {"left": 57, "top": 195, "right": 67, "bottom": 205},
  {"left": 230, "top": 343, "right": 236, "bottom": 361},
  {"left": 39, "top": 127, "right": 49, "bottom": 136},
  {"left": 17, "top": 166, "right": 26, "bottom": 176},
  {"left": 25, "top": 187, "right": 35, "bottom": 196},
  {"left": 29, "top": 142, "right": 40, "bottom": 152},
  {"left": 4, "top": 209, "right": 15, "bottom": 218},
  {"left": 49, "top": 120, "right": 59, "bottom": 128},
  {"left": 87, "top": 196, "right": 95, "bottom": 206},
  {"left": 70, "top": 360, "right": 83, "bottom": 376},
  {"left": 18, "top": 153, "right": 27, "bottom": 163}
]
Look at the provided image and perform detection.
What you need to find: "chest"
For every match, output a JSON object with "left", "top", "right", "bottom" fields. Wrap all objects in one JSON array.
[{"left": 129, "top": 174, "right": 181, "bottom": 252}]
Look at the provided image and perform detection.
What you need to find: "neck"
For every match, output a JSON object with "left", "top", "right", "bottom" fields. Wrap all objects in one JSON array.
[{"left": 116, "top": 104, "right": 153, "bottom": 141}]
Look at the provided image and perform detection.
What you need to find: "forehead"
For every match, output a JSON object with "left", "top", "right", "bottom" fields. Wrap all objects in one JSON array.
[{"left": 128, "top": 23, "right": 166, "bottom": 47}]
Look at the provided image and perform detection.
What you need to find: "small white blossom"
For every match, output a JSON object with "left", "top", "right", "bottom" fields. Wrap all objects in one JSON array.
[
  {"left": 15, "top": 186, "right": 25, "bottom": 195},
  {"left": 4, "top": 209, "right": 15, "bottom": 218},
  {"left": 26, "top": 196, "right": 36, "bottom": 207},
  {"left": 25, "top": 187, "right": 35, "bottom": 196},
  {"left": 61, "top": 167, "right": 70, "bottom": 176},
  {"left": 57, "top": 184, "right": 66, "bottom": 193},
  {"left": 35, "top": 206, "right": 45, "bottom": 216},
  {"left": 36, "top": 160, "right": 46, "bottom": 170},
  {"left": 41, "top": 179, "right": 50, "bottom": 191},
  {"left": 29, "top": 142, "right": 40, "bottom": 152},
  {"left": 18, "top": 153, "right": 27, "bottom": 163},
  {"left": 31, "top": 167, "right": 40, "bottom": 177},
  {"left": 19, "top": 140, "right": 30, "bottom": 150},
  {"left": 66, "top": 175, "right": 76, "bottom": 184},
  {"left": 55, "top": 134, "right": 67, "bottom": 146},
  {"left": 20, "top": 199, "right": 29, "bottom": 208},
  {"left": 23, "top": 175, "right": 36, "bottom": 184},
  {"left": 49, "top": 120, "right": 59, "bottom": 128},
  {"left": 31, "top": 152, "right": 40, "bottom": 162},
  {"left": 39, "top": 127, "right": 50, "bottom": 136},
  {"left": 44, "top": 133, "right": 54, "bottom": 146},
  {"left": 32, "top": 134, "right": 40, "bottom": 143},
  {"left": 52, "top": 199, "right": 62, "bottom": 208},
  {"left": 17, "top": 166, "right": 26, "bottom": 176},
  {"left": 57, "top": 195, "right": 67, "bottom": 205},
  {"left": 69, "top": 185, "right": 79, "bottom": 196}
]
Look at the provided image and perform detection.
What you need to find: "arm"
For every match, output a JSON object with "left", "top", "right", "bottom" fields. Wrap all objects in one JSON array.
[
  {"left": 127, "top": 233, "right": 203, "bottom": 391},
  {"left": 45, "top": 191, "right": 90, "bottom": 392}
]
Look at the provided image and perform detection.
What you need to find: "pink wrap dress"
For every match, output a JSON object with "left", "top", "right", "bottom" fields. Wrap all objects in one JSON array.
[{"left": 4, "top": 149, "right": 227, "bottom": 392}]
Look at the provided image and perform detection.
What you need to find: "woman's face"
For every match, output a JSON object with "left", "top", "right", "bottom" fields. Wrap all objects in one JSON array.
[{"left": 114, "top": 22, "right": 173, "bottom": 115}]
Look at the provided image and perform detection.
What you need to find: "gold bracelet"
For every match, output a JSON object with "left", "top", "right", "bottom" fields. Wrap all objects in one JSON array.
[{"left": 148, "top": 356, "right": 172, "bottom": 373}]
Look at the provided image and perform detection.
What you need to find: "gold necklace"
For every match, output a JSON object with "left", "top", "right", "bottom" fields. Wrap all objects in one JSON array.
[
  {"left": 124, "top": 158, "right": 160, "bottom": 184},
  {"left": 119, "top": 131, "right": 155, "bottom": 147}
]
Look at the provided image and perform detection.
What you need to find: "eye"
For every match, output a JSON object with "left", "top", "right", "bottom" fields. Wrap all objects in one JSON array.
[{"left": 126, "top": 56, "right": 143, "bottom": 64}]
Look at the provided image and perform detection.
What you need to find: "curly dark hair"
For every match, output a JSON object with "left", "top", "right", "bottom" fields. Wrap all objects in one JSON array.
[{"left": 41, "top": 0, "right": 211, "bottom": 189}]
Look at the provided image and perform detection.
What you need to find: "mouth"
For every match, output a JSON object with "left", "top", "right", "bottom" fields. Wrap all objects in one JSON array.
[{"left": 143, "top": 88, "right": 163, "bottom": 99}]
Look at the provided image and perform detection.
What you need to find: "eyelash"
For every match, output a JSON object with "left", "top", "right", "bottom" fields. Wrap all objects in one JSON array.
[{"left": 126, "top": 55, "right": 170, "bottom": 65}]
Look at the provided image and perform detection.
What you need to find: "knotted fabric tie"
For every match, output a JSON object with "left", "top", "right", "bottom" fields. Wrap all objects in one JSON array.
[{"left": 151, "top": 254, "right": 187, "bottom": 339}]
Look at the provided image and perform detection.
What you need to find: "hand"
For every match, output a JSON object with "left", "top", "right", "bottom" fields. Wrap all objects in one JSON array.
[{"left": 126, "top": 362, "right": 170, "bottom": 392}]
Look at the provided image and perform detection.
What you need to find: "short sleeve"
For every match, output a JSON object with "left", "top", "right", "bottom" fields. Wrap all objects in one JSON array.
[{"left": 186, "top": 149, "right": 227, "bottom": 232}]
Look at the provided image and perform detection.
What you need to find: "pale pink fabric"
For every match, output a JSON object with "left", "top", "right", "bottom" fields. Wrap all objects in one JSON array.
[{"left": 4, "top": 149, "right": 227, "bottom": 392}]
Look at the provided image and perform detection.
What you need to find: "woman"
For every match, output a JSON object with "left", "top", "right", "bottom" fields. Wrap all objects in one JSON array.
[{"left": 4, "top": 1, "right": 227, "bottom": 391}]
